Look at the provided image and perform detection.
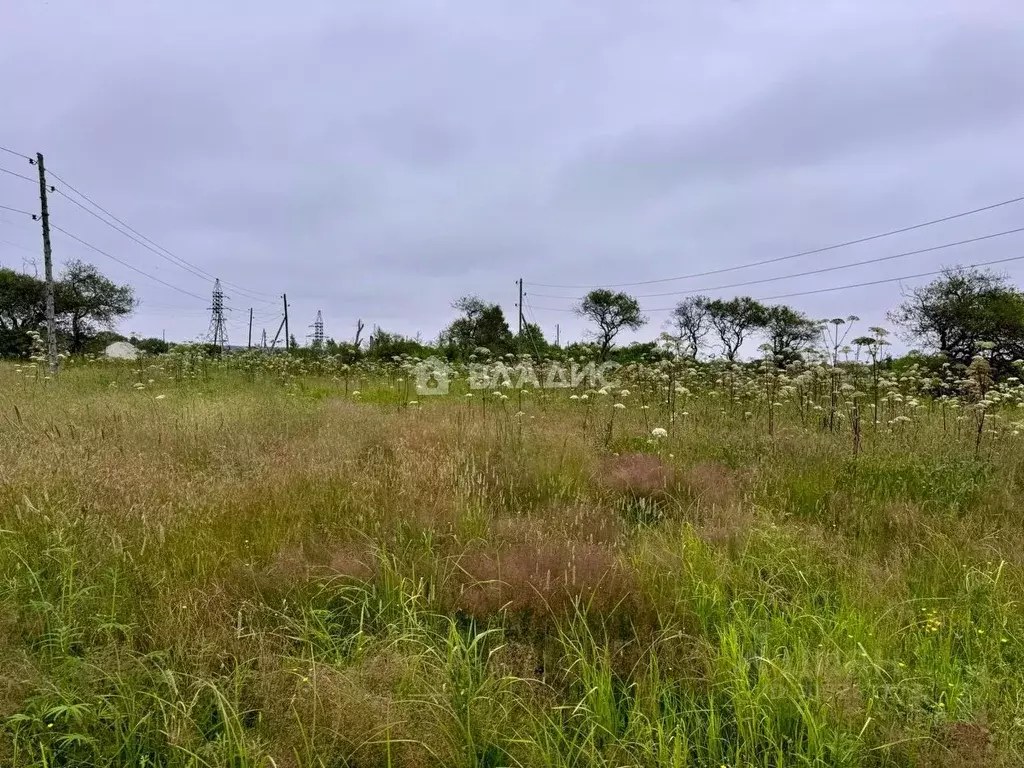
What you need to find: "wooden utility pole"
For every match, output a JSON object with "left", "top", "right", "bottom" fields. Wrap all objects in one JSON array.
[
  {"left": 35, "top": 153, "right": 58, "bottom": 374},
  {"left": 517, "top": 278, "right": 523, "bottom": 335},
  {"left": 269, "top": 317, "right": 285, "bottom": 349},
  {"left": 282, "top": 294, "right": 290, "bottom": 352},
  {"left": 247, "top": 308, "right": 253, "bottom": 349}
]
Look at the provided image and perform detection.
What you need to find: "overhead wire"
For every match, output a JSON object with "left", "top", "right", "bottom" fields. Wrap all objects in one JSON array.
[
  {"left": 529, "top": 226, "right": 1024, "bottom": 300},
  {"left": 0, "top": 238, "right": 36, "bottom": 254},
  {"left": 45, "top": 165, "right": 278, "bottom": 300},
  {"left": 0, "top": 215, "right": 36, "bottom": 232},
  {"left": 525, "top": 193, "right": 1024, "bottom": 289},
  {"left": 52, "top": 189, "right": 213, "bottom": 282},
  {"left": 0, "top": 203, "right": 34, "bottom": 217},
  {"left": 520, "top": 294, "right": 545, "bottom": 359},
  {"left": 0, "top": 144, "right": 31, "bottom": 161},
  {"left": 531, "top": 252, "right": 1024, "bottom": 313},
  {"left": 0, "top": 166, "right": 37, "bottom": 184},
  {"left": 755, "top": 254, "right": 1024, "bottom": 302},
  {"left": 50, "top": 224, "right": 208, "bottom": 302}
]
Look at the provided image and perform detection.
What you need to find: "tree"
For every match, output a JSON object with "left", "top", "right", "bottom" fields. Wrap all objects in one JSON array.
[
  {"left": 663, "top": 295, "right": 711, "bottom": 358},
  {"left": 0, "top": 268, "right": 46, "bottom": 357},
  {"left": 132, "top": 336, "right": 170, "bottom": 355},
  {"left": 324, "top": 337, "right": 362, "bottom": 363},
  {"left": 84, "top": 330, "right": 128, "bottom": 355},
  {"left": 761, "top": 304, "right": 821, "bottom": 362},
  {"left": 442, "top": 295, "right": 514, "bottom": 358},
  {"left": 890, "top": 267, "right": 1024, "bottom": 374},
  {"left": 513, "top": 321, "right": 550, "bottom": 357},
  {"left": 56, "top": 260, "right": 135, "bottom": 354},
  {"left": 706, "top": 296, "right": 767, "bottom": 361},
  {"left": 613, "top": 340, "right": 660, "bottom": 364},
  {"left": 366, "top": 328, "right": 433, "bottom": 360},
  {"left": 575, "top": 289, "right": 646, "bottom": 360}
]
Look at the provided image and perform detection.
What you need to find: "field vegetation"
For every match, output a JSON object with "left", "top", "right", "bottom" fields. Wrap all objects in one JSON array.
[{"left": 2, "top": 340, "right": 1024, "bottom": 767}]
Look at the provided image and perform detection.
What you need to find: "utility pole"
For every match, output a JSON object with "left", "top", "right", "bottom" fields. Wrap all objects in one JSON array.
[
  {"left": 261, "top": 329, "right": 267, "bottom": 348},
  {"left": 282, "top": 294, "right": 290, "bottom": 351},
  {"left": 247, "top": 308, "right": 253, "bottom": 349},
  {"left": 516, "top": 278, "right": 524, "bottom": 335},
  {"left": 35, "top": 153, "right": 58, "bottom": 374},
  {"left": 556, "top": 323, "right": 560, "bottom": 347}
]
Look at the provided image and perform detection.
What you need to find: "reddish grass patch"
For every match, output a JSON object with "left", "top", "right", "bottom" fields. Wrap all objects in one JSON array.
[
  {"left": 681, "top": 462, "right": 742, "bottom": 509},
  {"left": 599, "top": 453, "right": 675, "bottom": 497},
  {"left": 329, "top": 544, "right": 376, "bottom": 581},
  {"left": 493, "top": 505, "right": 625, "bottom": 547},
  {"left": 451, "top": 538, "right": 637, "bottom": 622},
  {"left": 936, "top": 721, "right": 995, "bottom": 767}
]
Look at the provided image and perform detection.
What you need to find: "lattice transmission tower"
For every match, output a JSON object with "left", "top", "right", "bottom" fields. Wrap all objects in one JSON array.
[
  {"left": 207, "top": 278, "right": 229, "bottom": 349},
  {"left": 310, "top": 310, "right": 324, "bottom": 349}
]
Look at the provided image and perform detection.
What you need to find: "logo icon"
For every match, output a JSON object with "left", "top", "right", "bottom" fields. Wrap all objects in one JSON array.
[{"left": 413, "top": 356, "right": 452, "bottom": 395}]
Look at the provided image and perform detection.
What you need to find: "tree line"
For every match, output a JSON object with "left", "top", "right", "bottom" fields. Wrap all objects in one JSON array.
[
  {"left": 570, "top": 267, "right": 1024, "bottom": 375},
  {"left": 3, "top": 260, "right": 1023, "bottom": 376}
]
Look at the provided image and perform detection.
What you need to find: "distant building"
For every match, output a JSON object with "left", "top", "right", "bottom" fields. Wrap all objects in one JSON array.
[{"left": 104, "top": 341, "right": 140, "bottom": 359}]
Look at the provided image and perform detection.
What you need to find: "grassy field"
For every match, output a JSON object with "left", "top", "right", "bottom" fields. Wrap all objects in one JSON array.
[{"left": 2, "top": 354, "right": 1024, "bottom": 766}]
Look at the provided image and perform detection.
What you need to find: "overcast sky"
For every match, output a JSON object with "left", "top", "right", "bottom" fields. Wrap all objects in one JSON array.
[{"left": 2, "top": 0, "right": 1023, "bottom": 352}]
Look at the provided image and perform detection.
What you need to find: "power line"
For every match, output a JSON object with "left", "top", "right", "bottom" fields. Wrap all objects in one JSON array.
[
  {"left": 0, "top": 238, "right": 35, "bottom": 254},
  {"left": 50, "top": 224, "right": 208, "bottom": 302},
  {"left": 525, "top": 193, "right": 1024, "bottom": 289},
  {"left": 140, "top": 305, "right": 212, "bottom": 314},
  {"left": 0, "top": 203, "right": 34, "bottom": 217},
  {"left": 530, "top": 226, "right": 1024, "bottom": 300},
  {"left": 44, "top": 165, "right": 277, "bottom": 300},
  {"left": 53, "top": 188, "right": 213, "bottom": 282},
  {"left": 0, "top": 215, "right": 36, "bottom": 232},
  {"left": 526, "top": 304, "right": 576, "bottom": 313},
  {"left": 521, "top": 294, "right": 546, "bottom": 358},
  {"left": 528, "top": 252, "right": 1024, "bottom": 313},
  {"left": 0, "top": 144, "right": 31, "bottom": 161},
  {"left": 754, "top": 254, "right": 1024, "bottom": 303},
  {"left": 0, "top": 166, "right": 37, "bottom": 184}
]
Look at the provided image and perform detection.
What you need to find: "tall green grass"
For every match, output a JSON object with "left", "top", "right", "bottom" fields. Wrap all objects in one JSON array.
[{"left": 1, "top": 360, "right": 1022, "bottom": 766}]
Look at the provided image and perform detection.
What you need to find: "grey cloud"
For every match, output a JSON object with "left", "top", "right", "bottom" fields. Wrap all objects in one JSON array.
[
  {"left": 555, "top": 17, "right": 1024, "bottom": 212},
  {"left": 2, "top": 1, "right": 1023, "bottom": 350}
]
